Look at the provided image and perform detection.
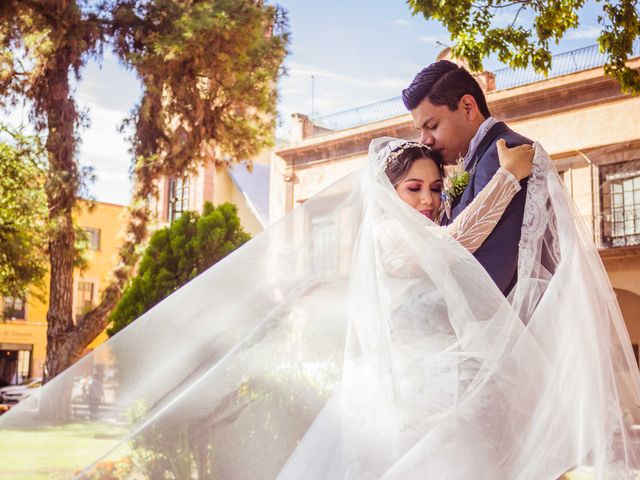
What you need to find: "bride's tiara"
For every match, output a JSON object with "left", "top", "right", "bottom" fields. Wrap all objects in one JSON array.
[{"left": 380, "top": 140, "right": 432, "bottom": 170}]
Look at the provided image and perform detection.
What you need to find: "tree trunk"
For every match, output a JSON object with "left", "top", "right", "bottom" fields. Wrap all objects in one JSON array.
[
  {"left": 43, "top": 82, "right": 159, "bottom": 381},
  {"left": 45, "top": 182, "right": 154, "bottom": 380},
  {"left": 64, "top": 90, "right": 163, "bottom": 357},
  {"left": 43, "top": 47, "right": 81, "bottom": 382}
]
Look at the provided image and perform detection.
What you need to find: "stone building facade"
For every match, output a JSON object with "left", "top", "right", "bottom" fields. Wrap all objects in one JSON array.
[{"left": 271, "top": 45, "right": 640, "bottom": 354}]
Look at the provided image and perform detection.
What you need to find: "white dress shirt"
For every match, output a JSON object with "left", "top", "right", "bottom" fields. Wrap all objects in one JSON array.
[{"left": 463, "top": 116, "right": 499, "bottom": 169}]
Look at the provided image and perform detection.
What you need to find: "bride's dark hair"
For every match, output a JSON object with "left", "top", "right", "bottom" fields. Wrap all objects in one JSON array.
[{"left": 385, "top": 143, "right": 445, "bottom": 187}]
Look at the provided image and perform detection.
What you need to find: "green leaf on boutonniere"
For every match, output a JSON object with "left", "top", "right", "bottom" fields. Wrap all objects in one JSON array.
[{"left": 441, "top": 158, "right": 471, "bottom": 219}]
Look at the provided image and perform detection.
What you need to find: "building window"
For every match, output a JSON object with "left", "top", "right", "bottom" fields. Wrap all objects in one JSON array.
[
  {"left": 76, "top": 281, "right": 95, "bottom": 319},
  {"left": 168, "top": 177, "right": 190, "bottom": 222},
  {"left": 600, "top": 160, "right": 640, "bottom": 248},
  {"left": 84, "top": 228, "right": 101, "bottom": 251},
  {"left": 3, "top": 296, "right": 25, "bottom": 320},
  {"left": 310, "top": 217, "right": 339, "bottom": 278}
]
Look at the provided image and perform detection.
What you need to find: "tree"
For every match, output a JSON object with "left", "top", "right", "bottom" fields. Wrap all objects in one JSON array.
[
  {"left": 0, "top": 0, "right": 104, "bottom": 381},
  {"left": 76, "top": 0, "right": 288, "bottom": 376},
  {"left": 108, "top": 202, "right": 250, "bottom": 336},
  {"left": 0, "top": 125, "right": 48, "bottom": 302},
  {"left": 0, "top": 0, "right": 288, "bottom": 381},
  {"left": 407, "top": 0, "right": 640, "bottom": 94}
]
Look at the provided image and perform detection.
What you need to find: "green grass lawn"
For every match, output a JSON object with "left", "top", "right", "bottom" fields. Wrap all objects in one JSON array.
[
  {"left": 0, "top": 422, "right": 636, "bottom": 480},
  {"left": 0, "top": 422, "right": 129, "bottom": 480}
]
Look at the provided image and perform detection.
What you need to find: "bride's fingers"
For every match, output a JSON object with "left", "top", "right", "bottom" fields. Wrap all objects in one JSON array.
[
  {"left": 511, "top": 144, "right": 533, "bottom": 151},
  {"left": 497, "top": 139, "right": 533, "bottom": 153}
]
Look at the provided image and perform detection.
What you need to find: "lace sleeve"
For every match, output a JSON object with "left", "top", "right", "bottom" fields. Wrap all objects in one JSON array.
[{"left": 445, "top": 167, "right": 521, "bottom": 253}]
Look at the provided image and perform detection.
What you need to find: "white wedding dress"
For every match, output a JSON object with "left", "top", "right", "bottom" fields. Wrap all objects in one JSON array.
[{"left": 0, "top": 138, "right": 638, "bottom": 480}]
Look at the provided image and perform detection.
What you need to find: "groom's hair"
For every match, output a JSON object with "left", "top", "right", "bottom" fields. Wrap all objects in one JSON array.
[{"left": 402, "top": 60, "right": 491, "bottom": 118}]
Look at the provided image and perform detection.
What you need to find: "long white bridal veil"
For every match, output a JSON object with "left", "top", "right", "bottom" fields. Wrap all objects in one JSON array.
[{"left": 0, "top": 139, "right": 638, "bottom": 479}]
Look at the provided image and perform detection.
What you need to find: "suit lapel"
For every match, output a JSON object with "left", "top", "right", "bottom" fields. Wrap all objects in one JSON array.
[
  {"left": 450, "top": 121, "right": 510, "bottom": 214},
  {"left": 466, "top": 121, "right": 509, "bottom": 176}
]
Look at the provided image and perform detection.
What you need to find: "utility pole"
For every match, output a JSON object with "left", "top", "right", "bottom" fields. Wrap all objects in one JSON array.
[{"left": 311, "top": 75, "right": 316, "bottom": 118}]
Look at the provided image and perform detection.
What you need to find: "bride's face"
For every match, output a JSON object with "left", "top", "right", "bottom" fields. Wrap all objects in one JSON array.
[{"left": 394, "top": 157, "right": 443, "bottom": 221}]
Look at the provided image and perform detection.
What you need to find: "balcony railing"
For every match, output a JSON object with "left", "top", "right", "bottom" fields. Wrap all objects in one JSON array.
[
  {"left": 494, "top": 42, "right": 640, "bottom": 90},
  {"left": 312, "top": 97, "right": 407, "bottom": 132},
  {"left": 311, "top": 41, "right": 640, "bottom": 134}
]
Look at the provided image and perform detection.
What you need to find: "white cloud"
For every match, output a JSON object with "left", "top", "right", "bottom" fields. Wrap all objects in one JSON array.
[
  {"left": 77, "top": 111, "right": 130, "bottom": 160},
  {"left": 359, "top": 28, "right": 381, "bottom": 38},
  {"left": 79, "top": 148, "right": 131, "bottom": 205},
  {"left": 74, "top": 95, "right": 132, "bottom": 204},
  {"left": 278, "top": 60, "right": 410, "bottom": 118},
  {"left": 566, "top": 25, "right": 601, "bottom": 40},
  {"left": 285, "top": 61, "right": 374, "bottom": 88},
  {"left": 399, "top": 60, "right": 428, "bottom": 73},
  {"left": 278, "top": 87, "right": 306, "bottom": 96},
  {"left": 491, "top": 11, "right": 518, "bottom": 27},
  {"left": 417, "top": 35, "right": 450, "bottom": 47},
  {"left": 393, "top": 19, "right": 409, "bottom": 27},
  {"left": 86, "top": 177, "right": 131, "bottom": 205},
  {"left": 377, "top": 77, "right": 409, "bottom": 90},
  {"left": 289, "top": 44, "right": 306, "bottom": 55}
]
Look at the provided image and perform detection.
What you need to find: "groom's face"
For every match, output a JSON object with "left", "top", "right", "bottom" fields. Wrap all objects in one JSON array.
[{"left": 411, "top": 94, "right": 483, "bottom": 165}]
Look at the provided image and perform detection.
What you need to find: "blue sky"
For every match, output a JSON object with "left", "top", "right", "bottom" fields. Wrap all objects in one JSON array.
[
  {"left": 8, "top": 0, "right": 606, "bottom": 205},
  {"left": 276, "top": 0, "right": 603, "bottom": 123}
]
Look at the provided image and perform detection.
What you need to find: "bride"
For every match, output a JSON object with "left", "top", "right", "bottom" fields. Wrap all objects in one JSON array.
[{"left": 0, "top": 138, "right": 638, "bottom": 480}]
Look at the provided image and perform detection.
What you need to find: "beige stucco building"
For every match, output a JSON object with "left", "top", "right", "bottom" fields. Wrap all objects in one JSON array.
[
  {"left": 271, "top": 44, "right": 640, "bottom": 355},
  {"left": 149, "top": 150, "right": 271, "bottom": 236}
]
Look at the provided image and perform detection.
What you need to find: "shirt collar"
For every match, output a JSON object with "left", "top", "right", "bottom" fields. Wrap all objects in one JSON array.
[{"left": 463, "top": 116, "right": 498, "bottom": 169}]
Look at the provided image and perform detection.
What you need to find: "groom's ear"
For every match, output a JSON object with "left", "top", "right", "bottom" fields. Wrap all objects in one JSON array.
[{"left": 459, "top": 94, "right": 482, "bottom": 122}]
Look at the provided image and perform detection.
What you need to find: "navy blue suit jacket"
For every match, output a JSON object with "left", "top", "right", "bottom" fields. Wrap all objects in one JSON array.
[{"left": 443, "top": 122, "right": 532, "bottom": 295}]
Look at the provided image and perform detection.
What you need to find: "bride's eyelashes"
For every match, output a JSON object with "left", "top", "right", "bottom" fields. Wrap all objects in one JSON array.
[
  {"left": 404, "top": 181, "right": 442, "bottom": 193},
  {"left": 430, "top": 180, "right": 443, "bottom": 193},
  {"left": 403, "top": 181, "right": 423, "bottom": 192}
]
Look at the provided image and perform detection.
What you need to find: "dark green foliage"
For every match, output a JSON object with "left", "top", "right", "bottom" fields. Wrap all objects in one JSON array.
[
  {"left": 0, "top": 125, "right": 48, "bottom": 300},
  {"left": 408, "top": 0, "right": 640, "bottom": 94},
  {"left": 108, "top": 202, "right": 250, "bottom": 335}
]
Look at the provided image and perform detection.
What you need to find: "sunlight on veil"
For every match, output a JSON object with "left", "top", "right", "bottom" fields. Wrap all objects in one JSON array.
[{"left": 0, "top": 139, "right": 638, "bottom": 480}]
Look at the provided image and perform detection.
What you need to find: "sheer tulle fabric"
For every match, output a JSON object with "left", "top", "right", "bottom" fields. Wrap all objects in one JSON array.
[{"left": 0, "top": 139, "right": 638, "bottom": 480}]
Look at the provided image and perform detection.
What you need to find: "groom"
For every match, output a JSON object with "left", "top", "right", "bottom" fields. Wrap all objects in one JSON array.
[{"left": 402, "top": 60, "right": 532, "bottom": 295}]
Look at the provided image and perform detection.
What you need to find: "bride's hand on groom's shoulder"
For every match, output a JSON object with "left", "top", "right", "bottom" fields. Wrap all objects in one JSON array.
[{"left": 497, "top": 138, "right": 534, "bottom": 181}]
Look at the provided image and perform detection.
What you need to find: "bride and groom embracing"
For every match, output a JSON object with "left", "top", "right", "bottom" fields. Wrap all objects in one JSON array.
[
  {"left": 1, "top": 61, "right": 639, "bottom": 479},
  {"left": 275, "top": 61, "right": 640, "bottom": 478},
  {"left": 393, "top": 58, "right": 534, "bottom": 296}
]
